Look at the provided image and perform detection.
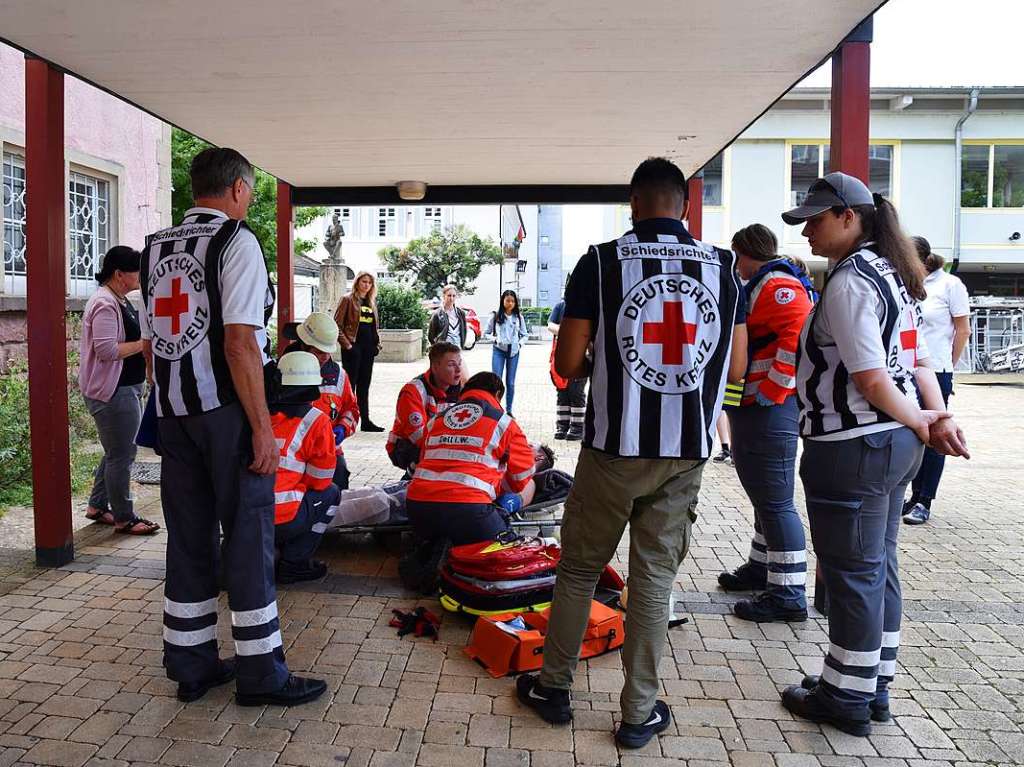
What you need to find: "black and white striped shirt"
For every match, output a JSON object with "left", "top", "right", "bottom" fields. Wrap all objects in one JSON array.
[
  {"left": 796, "top": 247, "right": 928, "bottom": 440},
  {"left": 140, "top": 208, "right": 273, "bottom": 417},
  {"left": 564, "top": 218, "right": 744, "bottom": 459}
]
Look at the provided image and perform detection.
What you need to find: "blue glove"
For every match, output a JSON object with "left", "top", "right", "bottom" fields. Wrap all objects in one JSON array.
[
  {"left": 496, "top": 493, "right": 523, "bottom": 517},
  {"left": 755, "top": 391, "right": 776, "bottom": 407},
  {"left": 333, "top": 426, "right": 347, "bottom": 445}
]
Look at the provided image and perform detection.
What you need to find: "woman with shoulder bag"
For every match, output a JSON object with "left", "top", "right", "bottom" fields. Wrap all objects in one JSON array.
[
  {"left": 428, "top": 284, "right": 467, "bottom": 348},
  {"left": 80, "top": 246, "right": 160, "bottom": 535},
  {"left": 778, "top": 173, "right": 969, "bottom": 737},
  {"left": 334, "top": 271, "right": 385, "bottom": 432}
]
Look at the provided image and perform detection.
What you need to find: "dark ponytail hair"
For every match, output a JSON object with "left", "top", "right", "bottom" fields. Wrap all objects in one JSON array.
[
  {"left": 913, "top": 235, "right": 945, "bottom": 274},
  {"left": 731, "top": 224, "right": 778, "bottom": 262},
  {"left": 850, "top": 194, "right": 926, "bottom": 301},
  {"left": 95, "top": 245, "right": 141, "bottom": 285}
]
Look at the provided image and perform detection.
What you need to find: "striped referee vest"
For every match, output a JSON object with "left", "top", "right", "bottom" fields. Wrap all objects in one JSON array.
[
  {"left": 141, "top": 210, "right": 267, "bottom": 417},
  {"left": 586, "top": 224, "right": 742, "bottom": 459},
  {"left": 797, "top": 248, "right": 923, "bottom": 439}
]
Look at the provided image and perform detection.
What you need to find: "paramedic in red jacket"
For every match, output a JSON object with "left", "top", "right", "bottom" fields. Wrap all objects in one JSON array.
[
  {"left": 718, "top": 224, "right": 815, "bottom": 623},
  {"left": 281, "top": 313, "right": 359, "bottom": 489},
  {"left": 271, "top": 352, "right": 341, "bottom": 584},
  {"left": 406, "top": 372, "right": 535, "bottom": 545},
  {"left": 387, "top": 342, "right": 463, "bottom": 471}
]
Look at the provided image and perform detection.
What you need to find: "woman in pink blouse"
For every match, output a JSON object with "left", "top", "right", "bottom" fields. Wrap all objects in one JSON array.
[{"left": 79, "top": 246, "right": 160, "bottom": 535}]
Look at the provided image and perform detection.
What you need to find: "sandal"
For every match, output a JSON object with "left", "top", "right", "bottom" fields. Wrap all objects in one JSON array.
[
  {"left": 114, "top": 517, "right": 161, "bottom": 536},
  {"left": 85, "top": 507, "right": 115, "bottom": 525}
]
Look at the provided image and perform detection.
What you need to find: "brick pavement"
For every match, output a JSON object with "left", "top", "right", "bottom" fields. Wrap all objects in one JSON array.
[{"left": 0, "top": 343, "right": 1022, "bottom": 766}]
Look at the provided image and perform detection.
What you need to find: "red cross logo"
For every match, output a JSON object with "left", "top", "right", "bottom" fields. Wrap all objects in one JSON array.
[
  {"left": 900, "top": 327, "right": 917, "bottom": 366},
  {"left": 155, "top": 277, "right": 190, "bottom": 335},
  {"left": 453, "top": 408, "right": 474, "bottom": 424},
  {"left": 642, "top": 301, "right": 697, "bottom": 365}
]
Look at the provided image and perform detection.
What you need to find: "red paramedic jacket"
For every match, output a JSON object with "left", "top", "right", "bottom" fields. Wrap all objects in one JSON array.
[
  {"left": 407, "top": 390, "right": 535, "bottom": 505},
  {"left": 742, "top": 261, "right": 814, "bottom": 406},
  {"left": 272, "top": 407, "right": 337, "bottom": 525},
  {"left": 314, "top": 359, "right": 359, "bottom": 455},
  {"left": 387, "top": 371, "right": 457, "bottom": 463}
]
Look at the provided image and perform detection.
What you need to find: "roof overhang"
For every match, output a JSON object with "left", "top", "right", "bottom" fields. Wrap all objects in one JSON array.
[{"left": 1, "top": 0, "right": 884, "bottom": 203}]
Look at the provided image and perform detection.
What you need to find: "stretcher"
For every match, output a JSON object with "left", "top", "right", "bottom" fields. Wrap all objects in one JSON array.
[{"left": 325, "top": 469, "right": 572, "bottom": 537}]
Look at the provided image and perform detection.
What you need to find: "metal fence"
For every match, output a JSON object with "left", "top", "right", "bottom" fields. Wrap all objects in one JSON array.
[{"left": 960, "top": 298, "right": 1024, "bottom": 374}]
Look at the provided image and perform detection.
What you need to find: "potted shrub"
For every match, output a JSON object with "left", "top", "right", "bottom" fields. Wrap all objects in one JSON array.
[{"left": 376, "top": 282, "right": 429, "bottom": 362}]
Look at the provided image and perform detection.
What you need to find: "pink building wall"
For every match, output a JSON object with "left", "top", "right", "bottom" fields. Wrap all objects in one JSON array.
[
  {"left": 0, "top": 42, "right": 171, "bottom": 368},
  {"left": 0, "top": 41, "right": 171, "bottom": 254}
]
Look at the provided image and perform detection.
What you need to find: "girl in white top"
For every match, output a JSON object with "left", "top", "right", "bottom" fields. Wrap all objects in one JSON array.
[{"left": 902, "top": 237, "right": 970, "bottom": 525}]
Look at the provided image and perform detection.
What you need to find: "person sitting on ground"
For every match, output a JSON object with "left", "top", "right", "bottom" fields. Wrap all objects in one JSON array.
[
  {"left": 271, "top": 352, "right": 341, "bottom": 584},
  {"left": 387, "top": 342, "right": 464, "bottom": 472},
  {"left": 405, "top": 371, "right": 536, "bottom": 546},
  {"left": 282, "top": 312, "right": 359, "bottom": 489}
]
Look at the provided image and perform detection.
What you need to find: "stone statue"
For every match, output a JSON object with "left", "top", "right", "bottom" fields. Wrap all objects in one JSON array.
[
  {"left": 323, "top": 210, "right": 345, "bottom": 262},
  {"left": 318, "top": 209, "right": 348, "bottom": 316}
]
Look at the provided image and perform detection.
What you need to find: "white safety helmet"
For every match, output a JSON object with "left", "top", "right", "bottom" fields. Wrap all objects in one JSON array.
[
  {"left": 296, "top": 312, "right": 339, "bottom": 354},
  {"left": 278, "top": 351, "right": 323, "bottom": 387}
]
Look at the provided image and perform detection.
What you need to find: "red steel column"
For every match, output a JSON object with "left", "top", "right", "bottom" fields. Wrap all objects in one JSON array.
[
  {"left": 276, "top": 180, "right": 294, "bottom": 355},
  {"left": 687, "top": 173, "right": 703, "bottom": 240},
  {"left": 830, "top": 19, "right": 873, "bottom": 183},
  {"left": 25, "top": 57, "right": 73, "bottom": 566}
]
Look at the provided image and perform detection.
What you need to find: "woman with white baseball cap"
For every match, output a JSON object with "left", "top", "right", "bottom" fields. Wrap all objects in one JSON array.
[{"left": 779, "top": 172, "right": 970, "bottom": 736}]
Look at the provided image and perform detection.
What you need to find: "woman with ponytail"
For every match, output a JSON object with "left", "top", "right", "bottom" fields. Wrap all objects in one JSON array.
[
  {"left": 717, "top": 224, "right": 814, "bottom": 624},
  {"left": 776, "top": 173, "right": 969, "bottom": 736}
]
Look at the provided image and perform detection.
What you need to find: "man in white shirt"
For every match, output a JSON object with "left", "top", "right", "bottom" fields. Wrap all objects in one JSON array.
[
  {"left": 903, "top": 237, "right": 971, "bottom": 525},
  {"left": 141, "top": 148, "right": 326, "bottom": 707}
]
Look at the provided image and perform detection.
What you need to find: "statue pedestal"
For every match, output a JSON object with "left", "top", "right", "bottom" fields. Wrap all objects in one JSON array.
[{"left": 318, "top": 257, "right": 348, "bottom": 316}]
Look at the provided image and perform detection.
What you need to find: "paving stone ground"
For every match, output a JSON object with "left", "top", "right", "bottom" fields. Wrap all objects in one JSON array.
[{"left": 1, "top": 343, "right": 1022, "bottom": 767}]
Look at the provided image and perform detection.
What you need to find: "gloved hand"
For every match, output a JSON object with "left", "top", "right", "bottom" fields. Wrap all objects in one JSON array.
[
  {"left": 496, "top": 492, "right": 523, "bottom": 517},
  {"left": 755, "top": 391, "right": 776, "bottom": 407},
  {"left": 333, "top": 426, "right": 347, "bottom": 446}
]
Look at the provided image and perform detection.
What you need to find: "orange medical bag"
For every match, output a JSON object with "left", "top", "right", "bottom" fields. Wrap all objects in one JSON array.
[{"left": 464, "top": 600, "right": 624, "bottom": 678}]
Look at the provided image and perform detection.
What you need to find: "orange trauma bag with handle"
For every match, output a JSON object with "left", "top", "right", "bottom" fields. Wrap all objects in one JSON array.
[{"left": 464, "top": 600, "right": 624, "bottom": 678}]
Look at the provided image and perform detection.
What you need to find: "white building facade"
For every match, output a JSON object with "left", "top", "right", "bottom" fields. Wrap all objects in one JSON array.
[{"left": 296, "top": 86, "right": 1024, "bottom": 320}]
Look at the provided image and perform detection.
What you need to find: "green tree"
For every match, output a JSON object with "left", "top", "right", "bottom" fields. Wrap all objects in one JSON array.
[
  {"left": 376, "top": 282, "right": 430, "bottom": 331},
  {"left": 171, "top": 128, "right": 325, "bottom": 271},
  {"left": 378, "top": 225, "right": 503, "bottom": 298}
]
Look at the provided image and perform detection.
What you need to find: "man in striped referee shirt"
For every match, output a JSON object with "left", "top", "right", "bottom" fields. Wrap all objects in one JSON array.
[
  {"left": 517, "top": 158, "right": 748, "bottom": 748},
  {"left": 141, "top": 148, "right": 325, "bottom": 707}
]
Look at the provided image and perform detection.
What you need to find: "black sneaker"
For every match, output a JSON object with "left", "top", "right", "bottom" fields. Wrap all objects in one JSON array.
[
  {"left": 717, "top": 562, "right": 767, "bottom": 592},
  {"left": 902, "top": 503, "right": 930, "bottom": 526},
  {"left": 734, "top": 593, "right": 807, "bottom": 623},
  {"left": 782, "top": 685, "right": 871, "bottom": 736},
  {"left": 277, "top": 559, "right": 328, "bottom": 584},
  {"left": 516, "top": 674, "right": 572, "bottom": 724},
  {"left": 361, "top": 422, "right": 385, "bottom": 433},
  {"left": 177, "top": 658, "right": 236, "bottom": 702},
  {"left": 800, "top": 675, "right": 891, "bottom": 722},
  {"left": 236, "top": 674, "right": 328, "bottom": 707},
  {"left": 615, "top": 700, "right": 672, "bottom": 749},
  {"left": 712, "top": 448, "right": 732, "bottom": 464}
]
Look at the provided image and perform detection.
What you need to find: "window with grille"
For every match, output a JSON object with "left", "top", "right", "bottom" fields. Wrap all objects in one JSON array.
[
  {"left": 378, "top": 207, "right": 396, "bottom": 237},
  {"left": 2, "top": 152, "right": 27, "bottom": 281},
  {"left": 68, "top": 170, "right": 110, "bottom": 281}
]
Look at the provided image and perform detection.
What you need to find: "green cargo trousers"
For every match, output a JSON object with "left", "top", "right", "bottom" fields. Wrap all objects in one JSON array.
[{"left": 538, "top": 447, "right": 704, "bottom": 724}]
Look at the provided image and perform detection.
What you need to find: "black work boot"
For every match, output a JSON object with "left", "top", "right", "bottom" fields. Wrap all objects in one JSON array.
[
  {"left": 177, "top": 658, "right": 236, "bottom": 702},
  {"left": 782, "top": 685, "right": 871, "bottom": 736},
  {"left": 277, "top": 559, "right": 328, "bottom": 584},
  {"left": 717, "top": 562, "right": 767, "bottom": 592},
  {"left": 733, "top": 592, "right": 807, "bottom": 623},
  {"left": 801, "top": 675, "right": 891, "bottom": 722},
  {"left": 236, "top": 675, "right": 328, "bottom": 707}
]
